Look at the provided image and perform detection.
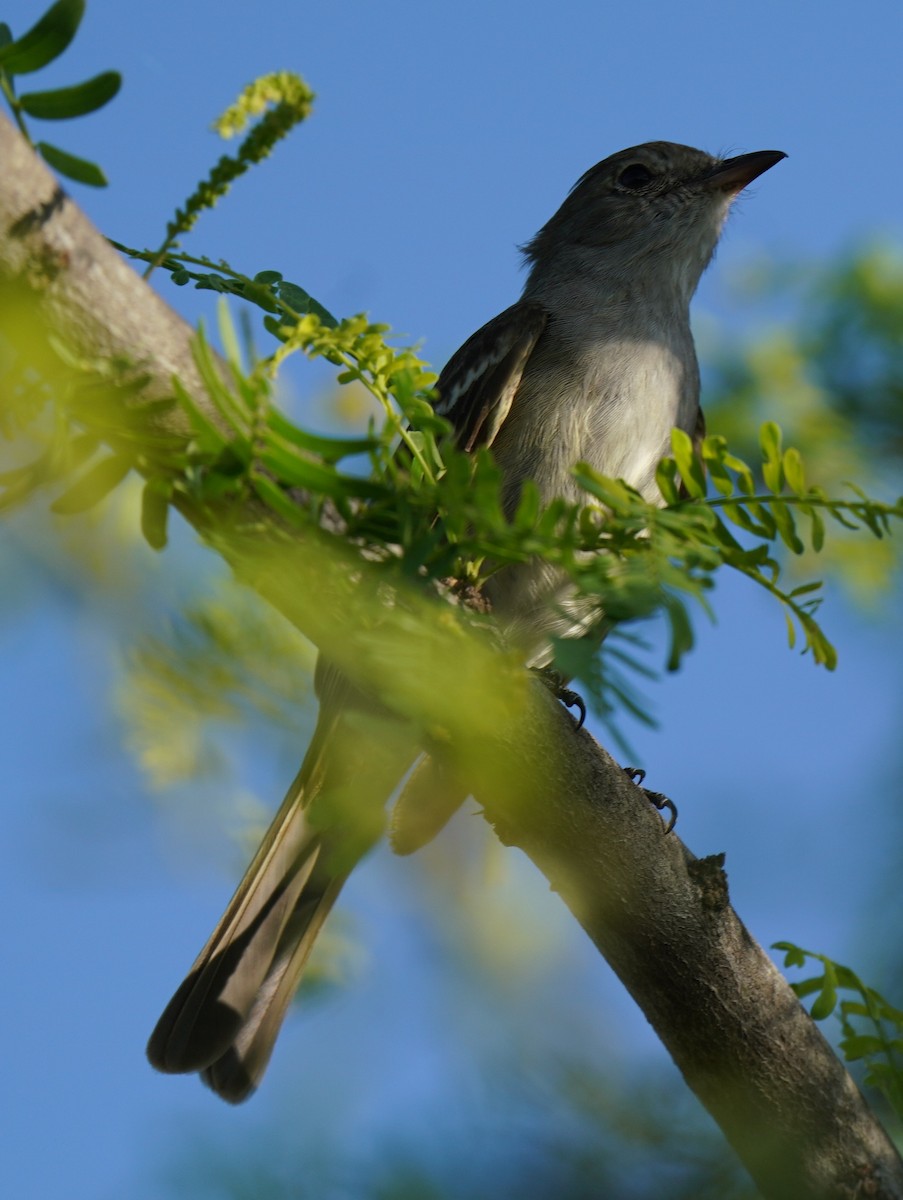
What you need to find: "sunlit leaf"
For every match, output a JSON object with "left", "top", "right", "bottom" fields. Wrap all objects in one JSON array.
[
  {"left": 654, "top": 457, "right": 681, "bottom": 504},
  {"left": 268, "top": 408, "right": 378, "bottom": 463},
  {"left": 141, "top": 477, "right": 171, "bottom": 550},
  {"left": 782, "top": 447, "right": 805, "bottom": 493},
  {"left": 759, "top": 420, "right": 782, "bottom": 463},
  {"left": 670, "top": 428, "right": 706, "bottom": 498}
]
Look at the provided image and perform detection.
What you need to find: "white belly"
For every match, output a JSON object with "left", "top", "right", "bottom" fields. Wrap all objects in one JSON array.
[{"left": 484, "top": 334, "right": 699, "bottom": 663}]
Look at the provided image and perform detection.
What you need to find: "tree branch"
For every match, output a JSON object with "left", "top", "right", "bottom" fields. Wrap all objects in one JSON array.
[
  {"left": 2, "top": 111, "right": 901, "bottom": 1199},
  {"left": 476, "top": 701, "right": 903, "bottom": 1199},
  {"left": 0, "top": 113, "right": 215, "bottom": 441}
]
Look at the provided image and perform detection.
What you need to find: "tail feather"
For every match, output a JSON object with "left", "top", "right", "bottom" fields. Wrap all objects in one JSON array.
[
  {"left": 146, "top": 775, "right": 324, "bottom": 1074},
  {"left": 147, "top": 692, "right": 418, "bottom": 1100},
  {"left": 200, "top": 869, "right": 348, "bottom": 1102}
]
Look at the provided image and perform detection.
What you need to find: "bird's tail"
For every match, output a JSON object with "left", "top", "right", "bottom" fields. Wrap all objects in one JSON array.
[{"left": 147, "top": 698, "right": 409, "bottom": 1103}]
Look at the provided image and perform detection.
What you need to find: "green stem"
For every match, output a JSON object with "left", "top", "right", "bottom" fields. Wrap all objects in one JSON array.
[{"left": 0, "top": 73, "right": 30, "bottom": 141}]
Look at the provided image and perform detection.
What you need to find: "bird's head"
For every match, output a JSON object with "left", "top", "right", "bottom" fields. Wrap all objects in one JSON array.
[{"left": 523, "top": 141, "right": 786, "bottom": 298}]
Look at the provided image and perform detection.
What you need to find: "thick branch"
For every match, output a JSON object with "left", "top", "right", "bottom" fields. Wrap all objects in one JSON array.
[
  {"left": 2, "top": 112, "right": 901, "bottom": 1199},
  {"left": 0, "top": 114, "right": 215, "bottom": 439},
  {"left": 475, "top": 702, "right": 903, "bottom": 1199}
]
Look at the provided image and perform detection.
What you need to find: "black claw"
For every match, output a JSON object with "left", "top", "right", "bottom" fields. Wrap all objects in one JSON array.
[
  {"left": 534, "top": 668, "right": 587, "bottom": 729},
  {"left": 623, "top": 767, "right": 677, "bottom": 833},
  {"left": 558, "top": 686, "right": 586, "bottom": 729},
  {"left": 648, "top": 792, "right": 678, "bottom": 835}
]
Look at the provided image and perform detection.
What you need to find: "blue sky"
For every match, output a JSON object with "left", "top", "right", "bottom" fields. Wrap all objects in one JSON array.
[{"left": 3, "top": 1, "right": 903, "bottom": 1196}]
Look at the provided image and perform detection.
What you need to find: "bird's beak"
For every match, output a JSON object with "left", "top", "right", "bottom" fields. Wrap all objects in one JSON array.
[{"left": 706, "top": 150, "right": 787, "bottom": 193}]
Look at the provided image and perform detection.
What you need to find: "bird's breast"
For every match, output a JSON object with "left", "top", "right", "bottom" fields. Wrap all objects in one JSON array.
[{"left": 493, "top": 329, "right": 700, "bottom": 515}]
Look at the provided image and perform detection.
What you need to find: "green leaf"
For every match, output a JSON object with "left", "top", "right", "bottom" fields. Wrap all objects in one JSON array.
[
  {"left": 759, "top": 420, "right": 782, "bottom": 463},
  {"left": 662, "top": 593, "right": 694, "bottom": 671},
  {"left": 275, "top": 280, "right": 338, "bottom": 327},
  {"left": 789, "top": 977, "right": 824, "bottom": 1000},
  {"left": 840, "top": 1035, "right": 884, "bottom": 1062},
  {"left": 774, "top": 942, "right": 806, "bottom": 969},
  {"left": 267, "top": 409, "right": 377, "bottom": 463},
  {"left": 772, "top": 502, "right": 805, "bottom": 554},
  {"left": 808, "top": 505, "right": 825, "bottom": 552},
  {"left": 783, "top": 609, "right": 797, "bottom": 650},
  {"left": 263, "top": 315, "right": 290, "bottom": 343},
  {"left": 20, "top": 71, "right": 121, "bottom": 119},
  {"left": 788, "top": 580, "right": 822, "bottom": 599},
  {"left": 704, "top": 457, "right": 735, "bottom": 498},
  {"left": 50, "top": 452, "right": 131, "bottom": 513},
  {"left": 707, "top": 513, "right": 744, "bottom": 554},
  {"left": 880, "top": 999, "right": 903, "bottom": 1025},
  {"left": 141, "top": 478, "right": 171, "bottom": 550},
  {"left": 655, "top": 457, "right": 681, "bottom": 504},
  {"left": 258, "top": 447, "right": 382, "bottom": 500},
  {"left": 810, "top": 960, "right": 838, "bottom": 1020},
  {"left": 762, "top": 456, "right": 782, "bottom": 495},
  {"left": 195, "top": 274, "right": 228, "bottom": 294},
  {"left": 782, "top": 447, "right": 805, "bottom": 493},
  {"left": 249, "top": 471, "right": 307, "bottom": 526},
  {"left": 170, "top": 376, "right": 223, "bottom": 455},
  {"left": 216, "top": 298, "right": 243, "bottom": 369},
  {"left": 190, "top": 325, "right": 251, "bottom": 441},
  {"left": 0, "top": 23, "right": 13, "bottom": 50},
  {"left": 705, "top": 438, "right": 756, "bottom": 496},
  {"left": 810, "top": 982, "right": 837, "bottom": 1021},
  {"left": 37, "top": 141, "right": 107, "bottom": 186},
  {"left": 839, "top": 1000, "right": 871, "bottom": 1019},
  {"left": 798, "top": 608, "right": 837, "bottom": 669},
  {"left": 826, "top": 505, "right": 862, "bottom": 531},
  {"left": 238, "top": 280, "right": 281, "bottom": 313},
  {"left": 512, "top": 479, "right": 540, "bottom": 529},
  {"left": 760, "top": 422, "right": 783, "bottom": 493},
  {"left": 670, "top": 428, "right": 706, "bottom": 498},
  {"left": 573, "top": 466, "right": 634, "bottom": 508},
  {"left": 721, "top": 501, "right": 776, "bottom": 539},
  {"left": 0, "top": 0, "right": 84, "bottom": 75},
  {"left": 831, "top": 964, "right": 862, "bottom": 992}
]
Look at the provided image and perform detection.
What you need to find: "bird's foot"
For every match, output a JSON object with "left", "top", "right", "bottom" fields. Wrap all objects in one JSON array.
[
  {"left": 623, "top": 767, "right": 677, "bottom": 834},
  {"left": 534, "top": 667, "right": 586, "bottom": 729}
]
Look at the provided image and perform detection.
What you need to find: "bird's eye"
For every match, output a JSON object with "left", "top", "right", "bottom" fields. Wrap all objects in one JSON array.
[{"left": 617, "top": 163, "right": 654, "bottom": 190}]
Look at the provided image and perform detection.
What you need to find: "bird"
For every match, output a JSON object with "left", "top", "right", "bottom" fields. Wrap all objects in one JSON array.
[{"left": 147, "top": 141, "right": 785, "bottom": 1102}]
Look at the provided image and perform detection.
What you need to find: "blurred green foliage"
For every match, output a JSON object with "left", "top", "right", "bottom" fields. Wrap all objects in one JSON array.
[
  {"left": 778, "top": 942, "right": 903, "bottom": 1127},
  {"left": 704, "top": 243, "right": 903, "bottom": 599},
  {"left": 118, "top": 584, "right": 315, "bottom": 791}
]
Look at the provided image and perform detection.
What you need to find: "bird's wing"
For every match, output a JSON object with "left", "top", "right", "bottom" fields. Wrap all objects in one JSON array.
[{"left": 435, "top": 300, "right": 548, "bottom": 451}]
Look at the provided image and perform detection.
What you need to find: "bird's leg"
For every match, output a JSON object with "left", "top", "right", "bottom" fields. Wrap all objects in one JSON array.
[
  {"left": 534, "top": 666, "right": 586, "bottom": 729},
  {"left": 623, "top": 767, "right": 677, "bottom": 833}
]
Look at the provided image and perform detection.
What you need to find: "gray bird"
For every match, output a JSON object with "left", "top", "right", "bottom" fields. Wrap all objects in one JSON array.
[{"left": 147, "top": 141, "right": 785, "bottom": 1101}]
